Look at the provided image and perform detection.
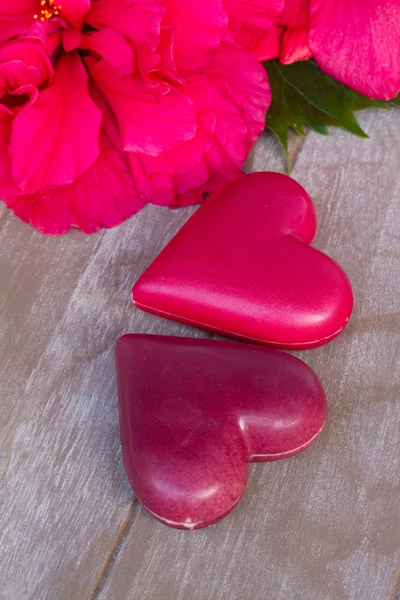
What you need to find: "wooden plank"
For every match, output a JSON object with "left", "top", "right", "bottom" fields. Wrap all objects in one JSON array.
[
  {"left": 99, "top": 110, "right": 400, "bottom": 600},
  {"left": 0, "top": 203, "right": 199, "bottom": 599},
  {"left": 0, "top": 135, "right": 286, "bottom": 599}
]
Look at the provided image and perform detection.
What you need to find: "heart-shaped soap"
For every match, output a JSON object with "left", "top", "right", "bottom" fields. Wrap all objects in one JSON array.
[
  {"left": 133, "top": 172, "right": 353, "bottom": 349},
  {"left": 116, "top": 334, "right": 327, "bottom": 529}
]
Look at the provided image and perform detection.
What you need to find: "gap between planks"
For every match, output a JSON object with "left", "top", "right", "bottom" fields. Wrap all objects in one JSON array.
[
  {"left": 88, "top": 498, "right": 141, "bottom": 600},
  {"left": 387, "top": 564, "right": 400, "bottom": 600}
]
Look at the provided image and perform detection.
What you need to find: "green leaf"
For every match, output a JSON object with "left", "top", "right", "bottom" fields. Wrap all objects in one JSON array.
[
  {"left": 389, "top": 93, "right": 400, "bottom": 106},
  {"left": 263, "top": 60, "right": 387, "bottom": 156}
]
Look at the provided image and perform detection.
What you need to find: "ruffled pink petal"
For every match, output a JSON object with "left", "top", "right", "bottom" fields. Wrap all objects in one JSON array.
[
  {"left": 280, "top": 0, "right": 309, "bottom": 28},
  {"left": 62, "top": 28, "right": 84, "bottom": 52},
  {"left": 3, "top": 194, "right": 31, "bottom": 222},
  {"left": 176, "top": 158, "right": 243, "bottom": 206},
  {"left": 86, "top": 0, "right": 163, "bottom": 51},
  {"left": 0, "top": 110, "right": 22, "bottom": 197},
  {"left": 61, "top": 0, "right": 90, "bottom": 30},
  {"left": 4, "top": 83, "right": 39, "bottom": 111},
  {"left": 9, "top": 51, "right": 102, "bottom": 194},
  {"left": 5, "top": 88, "right": 146, "bottom": 235},
  {"left": 39, "top": 19, "right": 64, "bottom": 56},
  {"left": 0, "top": 0, "right": 36, "bottom": 42},
  {"left": 88, "top": 57, "right": 196, "bottom": 156},
  {"left": 309, "top": 0, "right": 400, "bottom": 100},
  {"left": 0, "top": 43, "right": 54, "bottom": 98},
  {"left": 280, "top": 27, "right": 311, "bottom": 63},
  {"left": 81, "top": 29, "right": 136, "bottom": 76},
  {"left": 224, "top": 0, "right": 283, "bottom": 30},
  {"left": 278, "top": 0, "right": 311, "bottom": 63},
  {"left": 0, "top": 62, "right": 41, "bottom": 96},
  {"left": 206, "top": 43, "right": 270, "bottom": 142},
  {"left": 128, "top": 43, "right": 269, "bottom": 208},
  {"left": 0, "top": 42, "right": 53, "bottom": 77},
  {"left": 0, "top": 45, "right": 53, "bottom": 113},
  {"left": 222, "top": 0, "right": 283, "bottom": 59},
  {"left": 229, "top": 24, "right": 282, "bottom": 61},
  {"left": 43, "top": 30, "right": 63, "bottom": 57},
  {"left": 26, "top": 18, "right": 62, "bottom": 55},
  {"left": 129, "top": 114, "right": 212, "bottom": 206},
  {"left": 161, "top": 0, "right": 228, "bottom": 71},
  {"left": 23, "top": 20, "right": 47, "bottom": 43},
  {"left": 251, "top": 26, "right": 282, "bottom": 61},
  {"left": 4, "top": 188, "right": 72, "bottom": 234}
]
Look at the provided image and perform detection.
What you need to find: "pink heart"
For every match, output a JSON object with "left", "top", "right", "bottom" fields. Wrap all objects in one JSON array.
[
  {"left": 133, "top": 172, "right": 353, "bottom": 349},
  {"left": 116, "top": 335, "right": 327, "bottom": 529}
]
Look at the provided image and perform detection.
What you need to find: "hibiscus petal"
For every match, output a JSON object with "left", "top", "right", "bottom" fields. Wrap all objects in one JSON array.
[
  {"left": 0, "top": 44, "right": 53, "bottom": 110},
  {"left": 46, "top": 31, "right": 63, "bottom": 57},
  {"left": 309, "top": 0, "right": 400, "bottom": 100},
  {"left": 128, "top": 43, "right": 269, "bottom": 208},
  {"left": 253, "top": 26, "right": 282, "bottom": 61},
  {"left": 3, "top": 194, "right": 31, "bottom": 222},
  {"left": 0, "top": 0, "right": 36, "bottom": 42},
  {"left": 162, "top": 0, "right": 228, "bottom": 71},
  {"left": 222, "top": 0, "right": 283, "bottom": 60},
  {"left": 12, "top": 190, "right": 72, "bottom": 234},
  {"left": 224, "top": 0, "right": 283, "bottom": 30},
  {"left": 280, "top": 27, "right": 312, "bottom": 63},
  {"left": 0, "top": 62, "right": 42, "bottom": 96},
  {"left": 10, "top": 51, "right": 102, "bottom": 193},
  {"left": 88, "top": 58, "right": 196, "bottom": 156},
  {"left": 0, "top": 110, "right": 22, "bottom": 197},
  {"left": 0, "top": 42, "right": 53, "bottom": 83},
  {"left": 7, "top": 83, "right": 39, "bottom": 110},
  {"left": 280, "top": 0, "right": 309, "bottom": 28},
  {"left": 62, "top": 28, "right": 84, "bottom": 52},
  {"left": 232, "top": 24, "right": 282, "bottom": 62},
  {"left": 61, "top": 0, "right": 90, "bottom": 29},
  {"left": 206, "top": 42, "right": 270, "bottom": 142},
  {"left": 81, "top": 29, "right": 136, "bottom": 76},
  {"left": 5, "top": 87, "right": 146, "bottom": 235},
  {"left": 278, "top": 0, "right": 311, "bottom": 64},
  {"left": 86, "top": 0, "right": 163, "bottom": 50}
]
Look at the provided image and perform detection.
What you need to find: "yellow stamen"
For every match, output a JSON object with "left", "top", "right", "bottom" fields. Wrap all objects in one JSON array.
[{"left": 34, "top": 0, "right": 62, "bottom": 21}]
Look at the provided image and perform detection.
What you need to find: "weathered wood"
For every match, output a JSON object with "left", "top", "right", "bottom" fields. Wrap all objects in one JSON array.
[
  {"left": 0, "top": 202, "right": 204, "bottom": 599},
  {"left": 1, "top": 111, "right": 399, "bottom": 600}
]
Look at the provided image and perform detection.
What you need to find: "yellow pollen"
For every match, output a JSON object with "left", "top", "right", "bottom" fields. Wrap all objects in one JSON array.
[{"left": 33, "top": 0, "right": 62, "bottom": 21}]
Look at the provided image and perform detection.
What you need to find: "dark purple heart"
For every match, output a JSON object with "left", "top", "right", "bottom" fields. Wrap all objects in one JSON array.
[{"left": 116, "top": 335, "right": 327, "bottom": 529}]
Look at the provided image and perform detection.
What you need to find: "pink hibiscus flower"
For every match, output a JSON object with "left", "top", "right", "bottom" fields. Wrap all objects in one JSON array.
[
  {"left": 279, "top": 0, "right": 400, "bottom": 101},
  {"left": 0, "top": 0, "right": 277, "bottom": 234}
]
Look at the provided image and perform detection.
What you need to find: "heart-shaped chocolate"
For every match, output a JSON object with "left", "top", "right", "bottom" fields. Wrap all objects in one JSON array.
[
  {"left": 133, "top": 172, "right": 353, "bottom": 349},
  {"left": 116, "top": 334, "right": 327, "bottom": 529}
]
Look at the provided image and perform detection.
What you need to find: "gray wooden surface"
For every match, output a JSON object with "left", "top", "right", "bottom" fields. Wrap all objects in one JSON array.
[{"left": 1, "top": 109, "right": 399, "bottom": 600}]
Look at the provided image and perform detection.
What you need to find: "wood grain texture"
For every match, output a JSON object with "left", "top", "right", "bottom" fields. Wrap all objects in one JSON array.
[
  {"left": 0, "top": 202, "right": 206, "bottom": 599},
  {"left": 1, "top": 111, "right": 399, "bottom": 600}
]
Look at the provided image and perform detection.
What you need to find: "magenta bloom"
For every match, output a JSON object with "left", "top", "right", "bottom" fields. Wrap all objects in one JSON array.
[
  {"left": 0, "top": 0, "right": 275, "bottom": 234},
  {"left": 279, "top": 0, "right": 400, "bottom": 101}
]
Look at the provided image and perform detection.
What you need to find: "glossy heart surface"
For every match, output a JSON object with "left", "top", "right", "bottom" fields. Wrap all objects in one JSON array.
[
  {"left": 116, "top": 334, "right": 327, "bottom": 529},
  {"left": 133, "top": 172, "right": 353, "bottom": 349}
]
